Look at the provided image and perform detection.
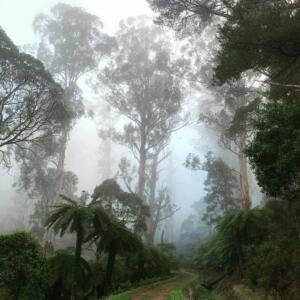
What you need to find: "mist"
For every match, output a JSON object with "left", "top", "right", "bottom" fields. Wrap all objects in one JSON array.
[
  {"left": 0, "top": 0, "right": 209, "bottom": 238},
  {"left": 0, "top": 1, "right": 298, "bottom": 299}
]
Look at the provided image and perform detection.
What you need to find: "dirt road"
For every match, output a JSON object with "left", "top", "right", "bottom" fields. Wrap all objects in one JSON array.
[{"left": 130, "top": 273, "right": 191, "bottom": 300}]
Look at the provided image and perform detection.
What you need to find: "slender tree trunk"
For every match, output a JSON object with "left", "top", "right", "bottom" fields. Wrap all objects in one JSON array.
[
  {"left": 100, "top": 104, "right": 112, "bottom": 181},
  {"left": 104, "top": 244, "right": 117, "bottom": 295},
  {"left": 138, "top": 124, "right": 147, "bottom": 200},
  {"left": 148, "top": 211, "right": 161, "bottom": 245},
  {"left": 137, "top": 252, "right": 145, "bottom": 280},
  {"left": 49, "top": 278, "right": 63, "bottom": 300},
  {"left": 147, "top": 152, "right": 159, "bottom": 244},
  {"left": 44, "top": 124, "right": 70, "bottom": 242},
  {"left": 238, "top": 135, "right": 251, "bottom": 209},
  {"left": 147, "top": 229, "right": 155, "bottom": 245},
  {"left": 72, "top": 232, "right": 83, "bottom": 299},
  {"left": 160, "top": 229, "right": 165, "bottom": 244},
  {"left": 96, "top": 240, "right": 103, "bottom": 262},
  {"left": 54, "top": 124, "right": 69, "bottom": 205},
  {"left": 52, "top": 84, "right": 74, "bottom": 207}
]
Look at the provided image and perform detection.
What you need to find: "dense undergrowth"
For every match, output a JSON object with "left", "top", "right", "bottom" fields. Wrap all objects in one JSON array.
[
  {"left": 186, "top": 203, "right": 300, "bottom": 300},
  {"left": 0, "top": 231, "right": 178, "bottom": 299}
]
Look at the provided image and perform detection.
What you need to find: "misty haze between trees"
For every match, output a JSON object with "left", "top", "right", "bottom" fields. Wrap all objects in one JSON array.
[{"left": 0, "top": 1, "right": 300, "bottom": 299}]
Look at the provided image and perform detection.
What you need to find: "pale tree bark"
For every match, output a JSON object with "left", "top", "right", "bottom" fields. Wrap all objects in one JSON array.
[
  {"left": 99, "top": 104, "right": 113, "bottom": 181},
  {"left": 137, "top": 123, "right": 147, "bottom": 199},
  {"left": 44, "top": 124, "right": 69, "bottom": 242},
  {"left": 145, "top": 147, "right": 178, "bottom": 245},
  {"left": 53, "top": 125, "right": 69, "bottom": 205},
  {"left": 146, "top": 150, "right": 159, "bottom": 244},
  {"left": 238, "top": 133, "right": 251, "bottom": 210}
]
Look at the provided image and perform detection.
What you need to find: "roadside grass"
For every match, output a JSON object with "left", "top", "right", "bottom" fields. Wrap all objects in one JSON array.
[
  {"left": 108, "top": 274, "right": 180, "bottom": 300},
  {"left": 197, "top": 289, "right": 218, "bottom": 300},
  {"left": 166, "top": 273, "right": 198, "bottom": 300}
]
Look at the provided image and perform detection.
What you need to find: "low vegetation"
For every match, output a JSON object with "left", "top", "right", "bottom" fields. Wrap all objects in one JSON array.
[{"left": 0, "top": 189, "right": 179, "bottom": 299}]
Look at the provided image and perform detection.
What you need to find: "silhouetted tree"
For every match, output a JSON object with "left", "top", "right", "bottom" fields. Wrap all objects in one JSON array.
[
  {"left": 0, "top": 28, "right": 64, "bottom": 166},
  {"left": 91, "top": 179, "right": 150, "bottom": 234}
]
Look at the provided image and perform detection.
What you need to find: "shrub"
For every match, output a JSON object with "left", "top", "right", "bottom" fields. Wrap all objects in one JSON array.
[
  {"left": 215, "top": 209, "right": 268, "bottom": 274},
  {"left": 0, "top": 231, "right": 47, "bottom": 300},
  {"left": 47, "top": 249, "right": 90, "bottom": 299},
  {"left": 245, "top": 240, "right": 300, "bottom": 295}
]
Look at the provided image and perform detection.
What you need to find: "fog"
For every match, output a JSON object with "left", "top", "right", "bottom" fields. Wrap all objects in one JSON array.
[
  {"left": 1, "top": 2, "right": 298, "bottom": 299},
  {"left": 0, "top": 0, "right": 261, "bottom": 242},
  {"left": 0, "top": 0, "right": 210, "bottom": 240}
]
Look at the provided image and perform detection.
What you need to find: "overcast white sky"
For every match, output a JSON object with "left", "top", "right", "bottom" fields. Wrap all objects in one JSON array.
[
  {"left": 1, "top": 0, "right": 152, "bottom": 42},
  {"left": 0, "top": 0, "right": 207, "bottom": 237}
]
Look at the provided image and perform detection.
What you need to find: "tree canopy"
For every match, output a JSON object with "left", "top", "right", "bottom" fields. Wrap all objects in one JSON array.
[{"left": 0, "top": 28, "right": 64, "bottom": 166}]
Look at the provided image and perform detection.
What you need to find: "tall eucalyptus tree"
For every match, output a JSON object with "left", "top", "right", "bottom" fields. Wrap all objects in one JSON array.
[
  {"left": 32, "top": 3, "right": 116, "bottom": 205},
  {"left": 98, "top": 17, "right": 185, "bottom": 243}
]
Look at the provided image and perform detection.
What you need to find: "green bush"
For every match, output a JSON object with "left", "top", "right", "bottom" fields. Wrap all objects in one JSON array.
[
  {"left": 46, "top": 249, "right": 90, "bottom": 299},
  {"left": 245, "top": 242, "right": 283, "bottom": 290},
  {"left": 193, "top": 204, "right": 300, "bottom": 299},
  {"left": 157, "top": 243, "right": 180, "bottom": 271},
  {"left": 107, "top": 244, "right": 174, "bottom": 291},
  {"left": 0, "top": 231, "right": 47, "bottom": 300},
  {"left": 244, "top": 240, "right": 300, "bottom": 295},
  {"left": 195, "top": 209, "right": 268, "bottom": 277}
]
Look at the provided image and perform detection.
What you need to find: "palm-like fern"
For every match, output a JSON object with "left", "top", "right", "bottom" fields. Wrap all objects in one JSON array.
[
  {"left": 45, "top": 195, "right": 92, "bottom": 298},
  {"left": 88, "top": 207, "right": 143, "bottom": 295},
  {"left": 215, "top": 209, "right": 268, "bottom": 274},
  {"left": 47, "top": 249, "right": 90, "bottom": 299}
]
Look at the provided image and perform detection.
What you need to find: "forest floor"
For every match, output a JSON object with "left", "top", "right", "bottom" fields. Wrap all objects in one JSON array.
[{"left": 109, "top": 272, "right": 196, "bottom": 300}]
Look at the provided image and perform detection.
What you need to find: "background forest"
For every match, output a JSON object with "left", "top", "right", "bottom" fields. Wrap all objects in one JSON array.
[{"left": 0, "top": 0, "right": 299, "bottom": 299}]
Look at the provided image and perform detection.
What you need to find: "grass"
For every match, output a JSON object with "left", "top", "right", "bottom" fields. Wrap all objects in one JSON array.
[
  {"left": 198, "top": 290, "right": 218, "bottom": 300},
  {"left": 166, "top": 273, "right": 198, "bottom": 300},
  {"left": 232, "top": 284, "right": 277, "bottom": 300},
  {"left": 108, "top": 274, "right": 180, "bottom": 300}
]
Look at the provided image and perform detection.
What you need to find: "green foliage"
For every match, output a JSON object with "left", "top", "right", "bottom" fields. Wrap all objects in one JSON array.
[
  {"left": 214, "top": 0, "right": 300, "bottom": 89},
  {"left": 149, "top": 1, "right": 300, "bottom": 299},
  {"left": 167, "top": 273, "right": 198, "bottom": 300},
  {"left": 92, "top": 179, "right": 149, "bottom": 232},
  {"left": 179, "top": 208, "right": 211, "bottom": 257},
  {"left": 0, "top": 27, "right": 64, "bottom": 165},
  {"left": 46, "top": 195, "right": 91, "bottom": 238},
  {"left": 44, "top": 182, "right": 176, "bottom": 297},
  {"left": 157, "top": 243, "right": 180, "bottom": 271},
  {"left": 46, "top": 195, "right": 93, "bottom": 298},
  {"left": 246, "top": 99, "right": 300, "bottom": 196},
  {"left": 244, "top": 242, "right": 286, "bottom": 290},
  {"left": 194, "top": 203, "right": 300, "bottom": 298},
  {"left": 19, "top": 166, "right": 78, "bottom": 241},
  {"left": 143, "top": 246, "right": 172, "bottom": 277},
  {"left": 34, "top": 3, "right": 116, "bottom": 116},
  {"left": 186, "top": 152, "right": 239, "bottom": 225},
  {"left": 98, "top": 17, "right": 185, "bottom": 234},
  {"left": 195, "top": 209, "right": 268, "bottom": 275},
  {"left": 202, "top": 153, "right": 239, "bottom": 224},
  {"left": 147, "top": 0, "right": 231, "bottom": 33},
  {"left": 0, "top": 231, "right": 47, "bottom": 300},
  {"left": 106, "top": 244, "right": 176, "bottom": 292},
  {"left": 47, "top": 249, "right": 90, "bottom": 299}
]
